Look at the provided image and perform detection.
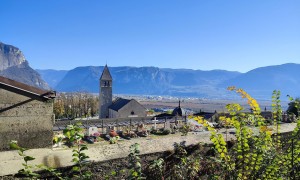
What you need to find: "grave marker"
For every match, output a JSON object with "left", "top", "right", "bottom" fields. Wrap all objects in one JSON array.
[
  {"left": 88, "top": 126, "right": 98, "bottom": 136},
  {"left": 176, "top": 120, "right": 184, "bottom": 128},
  {"left": 165, "top": 121, "right": 171, "bottom": 130},
  {"left": 152, "top": 117, "right": 159, "bottom": 130}
]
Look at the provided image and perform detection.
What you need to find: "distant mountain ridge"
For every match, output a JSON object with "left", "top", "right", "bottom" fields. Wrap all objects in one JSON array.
[
  {"left": 41, "top": 66, "right": 241, "bottom": 98},
  {"left": 38, "top": 63, "right": 300, "bottom": 100},
  {"left": 0, "top": 42, "right": 49, "bottom": 90},
  {"left": 36, "top": 69, "right": 68, "bottom": 88},
  {"left": 222, "top": 63, "right": 300, "bottom": 99}
]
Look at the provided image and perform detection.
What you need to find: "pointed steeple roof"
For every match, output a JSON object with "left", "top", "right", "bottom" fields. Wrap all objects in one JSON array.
[{"left": 100, "top": 65, "right": 113, "bottom": 80}]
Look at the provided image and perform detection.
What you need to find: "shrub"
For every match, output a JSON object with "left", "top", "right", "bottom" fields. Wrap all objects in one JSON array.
[{"left": 194, "top": 87, "right": 300, "bottom": 179}]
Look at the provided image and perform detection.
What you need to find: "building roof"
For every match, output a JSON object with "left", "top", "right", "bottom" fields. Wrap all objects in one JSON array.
[
  {"left": 100, "top": 65, "right": 113, "bottom": 81},
  {"left": 172, "top": 107, "right": 186, "bottom": 116},
  {"left": 0, "top": 76, "right": 56, "bottom": 101},
  {"left": 172, "top": 100, "right": 186, "bottom": 116},
  {"left": 109, "top": 98, "right": 131, "bottom": 111}
]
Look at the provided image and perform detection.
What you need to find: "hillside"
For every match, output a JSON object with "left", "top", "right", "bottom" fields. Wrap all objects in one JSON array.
[
  {"left": 52, "top": 66, "right": 240, "bottom": 98},
  {"left": 36, "top": 69, "right": 68, "bottom": 88},
  {"left": 0, "top": 42, "right": 49, "bottom": 90},
  {"left": 222, "top": 63, "right": 300, "bottom": 99}
]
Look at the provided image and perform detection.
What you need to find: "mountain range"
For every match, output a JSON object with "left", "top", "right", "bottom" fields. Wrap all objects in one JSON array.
[
  {"left": 38, "top": 63, "right": 300, "bottom": 100},
  {"left": 1, "top": 42, "right": 299, "bottom": 100}
]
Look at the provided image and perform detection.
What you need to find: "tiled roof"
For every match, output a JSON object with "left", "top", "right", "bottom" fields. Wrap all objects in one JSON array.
[
  {"left": 0, "top": 76, "right": 56, "bottom": 100},
  {"left": 100, "top": 65, "right": 113, "bottom": 80},
  {"left": 109, "top": 98, "right": 131, "bottom": 111}
]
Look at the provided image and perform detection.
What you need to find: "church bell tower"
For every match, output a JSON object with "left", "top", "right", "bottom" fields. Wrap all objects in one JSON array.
[{"left": 99, "top": 65, "right": 113, "bottom": 118}]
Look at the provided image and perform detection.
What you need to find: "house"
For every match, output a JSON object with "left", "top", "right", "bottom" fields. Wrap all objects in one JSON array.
[{"left": 0, "top": 76, "right": 55, "bottom": 151}]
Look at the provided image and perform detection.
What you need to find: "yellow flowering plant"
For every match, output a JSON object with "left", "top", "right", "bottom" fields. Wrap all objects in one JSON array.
[{"left": 193, "top": 87, "right": 300, "bottom": 179}]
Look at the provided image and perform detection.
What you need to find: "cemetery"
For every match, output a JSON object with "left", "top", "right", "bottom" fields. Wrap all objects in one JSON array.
[{"left": 53, "top": 116, "right": 189, "bottom": 147}]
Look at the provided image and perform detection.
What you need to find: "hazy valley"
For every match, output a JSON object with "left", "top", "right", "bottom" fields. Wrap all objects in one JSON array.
[{"left": 1, "top": 42, "right": 299, "bottom": 100}]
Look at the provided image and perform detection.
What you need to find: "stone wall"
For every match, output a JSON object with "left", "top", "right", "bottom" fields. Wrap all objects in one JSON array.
[
  {"left": 99, "top": 82, "right": 112, "bottom": 119},
  {"left": 118, "top": 100, "right": 146, "bottom": 118},
  {"left": 109, "top": 108, "right": 118, "bottom": 118},
  {"left": 0, "top": 89, "right": 54, "bottom": 151}
]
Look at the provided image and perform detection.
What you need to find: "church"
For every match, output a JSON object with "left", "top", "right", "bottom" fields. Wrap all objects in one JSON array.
[{"left": 99, "top": 65, "right": 147, "bottom": 118}]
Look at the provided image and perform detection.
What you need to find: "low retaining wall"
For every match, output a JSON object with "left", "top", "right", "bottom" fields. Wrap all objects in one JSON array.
[{"left": 0, "top": 123, "right": 296, "bottom": 176}]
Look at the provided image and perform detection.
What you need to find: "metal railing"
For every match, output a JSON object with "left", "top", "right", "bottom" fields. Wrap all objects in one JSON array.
[{"left": 53, "top": 116, "right": 187, "bottom": 132}]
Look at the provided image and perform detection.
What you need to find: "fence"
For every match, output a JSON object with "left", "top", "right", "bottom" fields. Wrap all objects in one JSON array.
[{"left": 53, "top": 116, "right": 187, "bottom": 133}]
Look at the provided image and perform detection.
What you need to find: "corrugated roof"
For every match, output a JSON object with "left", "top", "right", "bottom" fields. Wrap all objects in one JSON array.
[
  {"left": 109, "top": 98, "right": 131, "bottom": 111},
  {"left": 100, "top": 65, "right": 113, "bottom": 80},
  {"left": 0, "top": 76, "right": 56, "bottom": 100}
]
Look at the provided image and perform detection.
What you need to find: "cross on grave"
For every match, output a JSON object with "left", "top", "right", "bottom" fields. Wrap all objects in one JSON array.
[{"left": 152, "top": 117, "right": 159, "bottom": 130}]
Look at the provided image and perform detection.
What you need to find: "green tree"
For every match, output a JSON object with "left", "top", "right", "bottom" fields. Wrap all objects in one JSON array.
[
  {"left": 287, "top": 97, "right": 300, "bottom": 117},
  {"left": 53, "top": 99, "right": 65, "bottom": 119}
]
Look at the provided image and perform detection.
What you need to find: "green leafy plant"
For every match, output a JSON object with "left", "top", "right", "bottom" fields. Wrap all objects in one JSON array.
[
  {"left": 166, "top": 142, "right": 202, "bottom": 180},
  {"left": 63, "top": 122, "right": 84, "bottom": 147},
  {"left": 63, "top": 122, "right": 92, "bottom": 179},
  {"left": 180, "top": 124, "right": 190, "bottom": 136},
  {"left": 146, "top": 158, "right": 164, "bottom": 180},
  {"left": 127, "top": 143, "right": 144, "bottom": 180},
  {"left": 72, "top": 143, "right": 91, "bottom": 179},
  {"left": 162, "top": 129, "right": 170, "bottom": 135},
  {"left": 171, "top": 142, "right": 188, "bottom": 179},
  {"left": 37, "top": 164, "right": 63, "bottom": 180},
  {"left": 109, "top": 136, "right": 120, "bottom": 144},
  {"left": 10, "top": 122, "right": 92, "bottom": 179},
  {"left": 151, "top": 128, "right": 170, "bottom": 136},
  {"left": 9, "top": 141, "right": 40, "bottom": 179}
]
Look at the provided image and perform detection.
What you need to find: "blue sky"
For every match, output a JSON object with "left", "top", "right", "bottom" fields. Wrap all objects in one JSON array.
[{"left": 1, "top": 0, "right": 299, "bottom": 72}]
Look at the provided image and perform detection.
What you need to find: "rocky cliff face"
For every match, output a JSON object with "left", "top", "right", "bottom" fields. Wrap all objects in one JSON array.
[{"left": 0, "top": 42, "right": 50, "bottom": 90}]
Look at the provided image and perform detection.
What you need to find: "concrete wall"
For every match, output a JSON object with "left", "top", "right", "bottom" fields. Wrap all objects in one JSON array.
[{"left": 0, "top": 89, "right": 54, "bottom": 151}]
